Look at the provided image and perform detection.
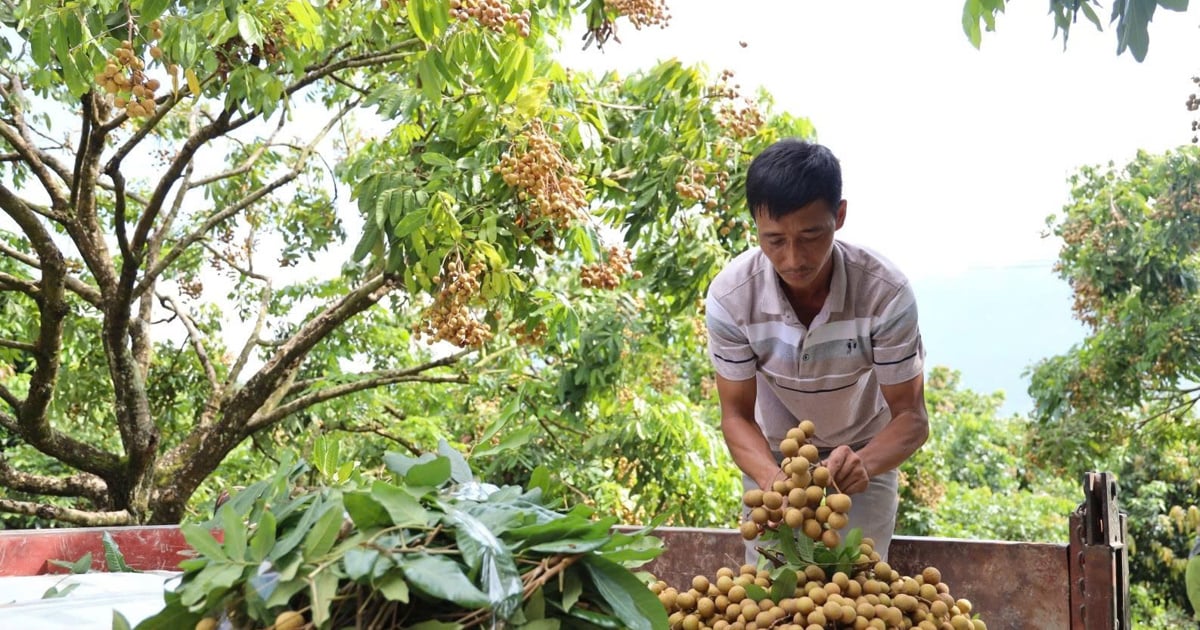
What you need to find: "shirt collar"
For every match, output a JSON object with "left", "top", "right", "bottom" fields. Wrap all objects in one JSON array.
[{"left": 758, "top": 241, "right": 847, "bottom": 317}]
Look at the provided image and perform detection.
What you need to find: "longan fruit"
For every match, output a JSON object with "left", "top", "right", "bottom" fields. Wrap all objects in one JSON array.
[
  {"left": 826, "top": 493, "right": 852, "bottom": 514},
  {"left": 274, "top": 611, "right": 305, "bottom": 630},
  {"left": 811, "top": 466, "right": 831, "bottom": 488}
]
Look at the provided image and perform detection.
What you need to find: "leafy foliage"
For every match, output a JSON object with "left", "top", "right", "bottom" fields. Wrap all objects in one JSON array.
[
  {"left": 137, "top": 445, "right": 668, "bottom": 630},
  {"left": 961, "top": 0, "right": 1190, "bottom": 61},
  {"left": 896, "top": 367, "right": 1077, "bottom": 543},
  {"left": 1029, "top": 147, "right": 1200, "bottom": 472},
  {"left": 0, "top": 0, "right": 805, "bottom": 527}
]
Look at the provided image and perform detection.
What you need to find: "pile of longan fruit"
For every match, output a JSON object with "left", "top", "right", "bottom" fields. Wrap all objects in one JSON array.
[{"left": 648, "top": 420, "right": 988, "bottom": 630}]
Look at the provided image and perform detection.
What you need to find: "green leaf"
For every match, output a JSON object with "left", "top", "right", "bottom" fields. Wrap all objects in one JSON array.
[
  {"left": 406, "top": 455, "right": 452, "bottom": 487},
  {"left": 112, "top": 610, "right": 132, "bottom": 630},
  {"left": 393, "top": 209, "right": 429, "bottom": 239},
  {"left": 343, "top": 548, "right": 380, "bottom": 581},
  {"left": 579, "top": 555, "right": 667, "bottom": 630},
  {"left": 48, "top": 551, "right": 93, "bottom": 575},
  {"left": 303, "top": 500, "right": 345, "bottom": 557},
  {"left": 139, "top": 0, "right": 171, "bottom": 23},
  {"left": 237, "top": 12, "right": 263, "bottom": 47},
  {"left": 437, "top": 439, "right": 474, "bottom": 484},
  {"left": 769, "top": 567, "right": 797, "bottom": 603},
  {"left": 42, "top": 582, "right": 80, "bottom": 599},
  {"left": 371, "top": 481, "right": 430, "bottom": 526},
  {"left": 524, "top": 587, "right": 546, "bottom": 620},
  {"left": 102, "top": 532, "right": 134, "bottom": 572},
  {"left": 249, "top": 509, "right": 278, "bottom": 563},
  {"left": 130, "top": 592, "right": 203, "bottom": 629},
  {"left": 421, "top": 152, "right": 455, "bottom": 168},
  {"left": 444, "top": 508, "right": 523, "bottom": 620},
  {"left": 220, "top": 505, "right": 247, "bottom": 562},
  {"left": 310, "top": 568, "right": 339, "bottom": 628},
  {"left": 409, "top": 0, "right": 433, "bottom": 43},
  {"left": 377, "top": 571, "right": 410, "bottom": 602},
  {"left": 181, "top": 524, "right": 228, "bottom": 561},
  {"left": 400, "top": 553, "right": 490, "bottom": 608},
  {"left": 561, "top": 570, "right": 583, "bottom": 611},
  {"left": 344, "top": 490, "right": 393, "bottom": 530},
  {"left": 742, "top": 582, "right": 770, "bottom": 602},
  {"left": 1158, "top": 0, "right": 1187, "bottom": 10},
  {"left": 313, "top": 435, "right": 339, "bottom": 480}
]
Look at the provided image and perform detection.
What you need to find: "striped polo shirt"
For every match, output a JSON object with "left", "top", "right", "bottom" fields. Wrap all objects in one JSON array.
[{"left": 705, "top": 240, "right": 924, "bottom": 451}]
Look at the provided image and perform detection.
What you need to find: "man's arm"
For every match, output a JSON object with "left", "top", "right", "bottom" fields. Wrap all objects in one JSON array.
[
  {"left": 825, "top": 373, "right": 929, "bottom": 494},
  {"left": 716, "top": 374, "right": 785, "bottom": 491}
]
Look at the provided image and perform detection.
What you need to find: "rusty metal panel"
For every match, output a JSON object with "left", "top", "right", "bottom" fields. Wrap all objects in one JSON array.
[
  {"left": 890, "top": 536, "right": 1071, "bottom": 630},
  {"left": 1081, "top": 545, "right": 1120, "bottom": 630},
  {"left": 634, "top": 527, "right": 1072, "bottom": 629}
]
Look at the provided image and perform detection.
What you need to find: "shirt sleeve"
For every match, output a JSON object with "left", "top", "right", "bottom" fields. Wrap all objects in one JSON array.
[
  {"left": 705, "top": 294, "right": 758, "bottom": 381},
  {"left": 871, "top": 282, "right": 925, "bottom": 385}
]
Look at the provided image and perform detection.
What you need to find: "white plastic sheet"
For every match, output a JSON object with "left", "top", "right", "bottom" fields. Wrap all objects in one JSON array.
[{"left": 0, "top": 572, "right": 176, "bottom": 629}]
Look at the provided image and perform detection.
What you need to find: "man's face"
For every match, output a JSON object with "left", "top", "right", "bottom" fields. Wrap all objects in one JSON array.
[{"left": 754, "top": 199, "right": 846, "bottom": 295}]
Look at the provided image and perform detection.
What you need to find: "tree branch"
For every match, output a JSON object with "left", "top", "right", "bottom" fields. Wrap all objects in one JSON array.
[
  {"left": 0, "top": 72, "right": 70, "bottom": 210},
  {"left": 0, "top": 498, "right": 132, "bottom": 526},
  {"left": 226, "top": 279, "right": 273, "bottom": 390},
  {"left": 134, "top": 99, "right": 359, "bottom": 299},
  {"left": 158, "top": 294, "right": 220, "bottom": 391},
  {"left": 286, "top": 41, "right": 419, "bottom": 98},
  {"left": 0, "top": 186, "right": 123, "bottom": 479},
  {"left": 128, "top": 106, "right": 242, "bottom": 259},
  {"left": 334, "top": 417, "right": 422, "bottom": 457},
  {"left": 253, "top": 372, "right": 469, "bottom": 432},
  {"left": 0, "top": 241, "right": 102, "bottom": 307},
  {"left": 187, "top": 113, "right": 286, "bottom": 189},
  {"left": 0, "top": 456, "right": 109, "bottom": 501},
  {"left": 0, "top": 271, "right": 39, "bottom": 297},
  {"left": 0, "top": 337, "right": 36, "bottom": 352},
  {"left": 0, "top": 386, "right": 20, "bottom": 414}
]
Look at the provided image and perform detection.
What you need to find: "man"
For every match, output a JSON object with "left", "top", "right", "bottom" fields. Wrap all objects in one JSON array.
[{"left": 705, "top": 139, "right": 928, "bottom": 561}]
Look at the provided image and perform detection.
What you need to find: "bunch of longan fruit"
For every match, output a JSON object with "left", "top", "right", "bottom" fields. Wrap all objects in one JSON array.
[
  {"left": 494, "top": 120, "right": 586, "bottom": 238},
  {"left": 581, "top": 246, "right": 640, "bottom": 289},
  {"left": 412, "top": 257, "right": 493, "bottom": 348},
  {"left": 606, "top": 0, "right": 671, "bottom": 29},
  {"left": 449, "top": 0, "right": 532, "bottom": 37},
  {"left": 740, "top": 421, "right": 851, "bottom": 549},
  {"left": 648, "top": 420, "right": 988, "bottom": 630}
]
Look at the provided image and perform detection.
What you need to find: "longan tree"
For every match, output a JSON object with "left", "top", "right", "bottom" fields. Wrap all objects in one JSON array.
[{"left": 0, "top": 0, "right": 811, "bottom": 526}]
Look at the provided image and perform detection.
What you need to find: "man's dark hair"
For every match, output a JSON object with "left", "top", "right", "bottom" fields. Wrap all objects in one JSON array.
[{"left": 745, "top": 139, "right": 842, "bottom": 219}]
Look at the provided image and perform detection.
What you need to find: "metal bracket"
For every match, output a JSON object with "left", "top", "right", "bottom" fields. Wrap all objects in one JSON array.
[{"left": 1069, "top": 471, "right": 1131, "bottom": 629}]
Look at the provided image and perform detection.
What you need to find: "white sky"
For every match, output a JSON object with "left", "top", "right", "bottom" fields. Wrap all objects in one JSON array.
[{"left": 555, "top": 1, "right": 1200, "bottom": 280}]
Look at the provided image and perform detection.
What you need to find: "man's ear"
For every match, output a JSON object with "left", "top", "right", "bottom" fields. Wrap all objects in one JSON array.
[{"left": 835, "top": 200, "right": 847, "bottom": 230}]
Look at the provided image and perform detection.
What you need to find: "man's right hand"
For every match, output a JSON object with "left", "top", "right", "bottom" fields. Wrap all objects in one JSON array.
[{"left": 823, "top": 444, "right": 870, "bottom": 495}]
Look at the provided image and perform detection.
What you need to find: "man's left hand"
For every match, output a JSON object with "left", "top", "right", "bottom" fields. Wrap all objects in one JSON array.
[{"left": 824, "top": 445, "right": 870, "bottom": 495}]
